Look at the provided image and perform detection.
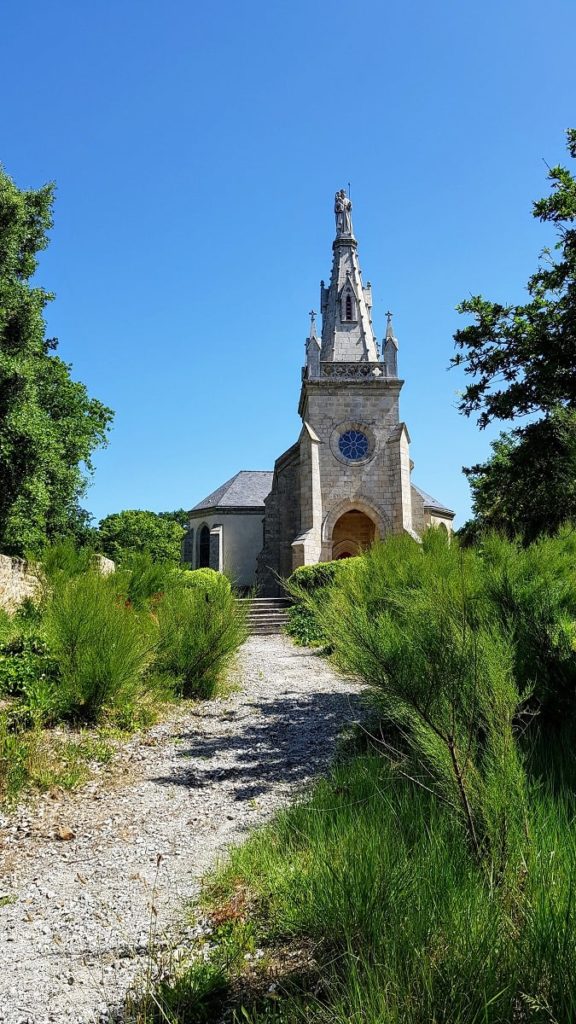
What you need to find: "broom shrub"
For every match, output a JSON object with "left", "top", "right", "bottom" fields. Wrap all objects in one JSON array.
[
  {"left": 155, "top": 580, "right": 246, "bottom": 698},
  {"left": 44, "top": 571, "right": 155, "bottom": 723}
]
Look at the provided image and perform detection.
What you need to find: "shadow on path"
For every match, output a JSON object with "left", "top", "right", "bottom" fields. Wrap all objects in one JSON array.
[{"left": 152, "top": 688, "right": 364, "bottom": 802}]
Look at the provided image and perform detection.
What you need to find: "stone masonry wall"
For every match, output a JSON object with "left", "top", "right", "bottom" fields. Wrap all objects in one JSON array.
[
  {"left": 0, "top": 553, "right": 116, "bottom": 613},
  {"left": 256, "top": 444, "right": 301, "bottom": 596},
  {"left": 0, "top": 555, "right": 41, "bottom": 613}
]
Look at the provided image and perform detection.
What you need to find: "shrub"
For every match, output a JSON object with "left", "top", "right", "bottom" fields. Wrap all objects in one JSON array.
[
  {"left": 37, "top": 539, "right": 96, "bottom": 587},
  {"left": 203, "top": 752, "right": 576, "bottom": 1024},
  {"left": 110, "top": 552, "right": 175, "bottom": 611},
  {"left": 45, "top": 572, "right": 154, "bottom": 723},
  {"left": 181, "top": 567, "right": 232, "bottom": 597},
  {"left": 0, "top": 629, "right": 61, "bottom": 725},
  {"left": 155, "top": 584, "right": 246, "bottom": 698},
  {"left": 288, "top": 558, "right": 360, "bottom": 594},
  {"left": 285, "top": 603, "right": 326, "bottom": 646},
  {"left": 479, "top": 528, "right": 576, "bottom": 721},
  {"left": 316, "top": 530, "right": 529, "bottom": 881},
  {"left": 285, "top": 557, "right": 361, "bottom": 646}
]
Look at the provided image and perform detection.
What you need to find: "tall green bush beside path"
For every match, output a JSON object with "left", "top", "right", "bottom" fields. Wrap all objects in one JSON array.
[
  {"left": 155, "top": 570, "right": 247, "bottom": 698},
  {"left": 315, "top": 531, "right": 529, "bottom": 882},
  {"left": 45, "top": 572, "right": 154, "bottom": 724}
]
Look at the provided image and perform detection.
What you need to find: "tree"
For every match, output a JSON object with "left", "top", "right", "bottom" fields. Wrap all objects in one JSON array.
[
  {"left": 452, "top": 130, "right": 576, "bottom": 538},
  {"left": 460, "top": 409, "right": 576, "bottom": 543},
  {"left": 158, "top": 508, "right": 190, "bottom": 528},
  {"left": 97, "top": 509, "right": 185, "bottom": 564},
  {"left": 0, "top": 169, "right": 113, "bottom": 556}
]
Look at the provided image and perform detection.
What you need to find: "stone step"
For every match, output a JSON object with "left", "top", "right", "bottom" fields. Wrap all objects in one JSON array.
[
  {"left": 237, "top": 598, "right": 291, "bottom": 607},
  {"left": 236, "top": 597, "right": 292, "bottom": 635},
  {"left": 247, "top": 610, "right": 289, "bottom": 618},
  {"left": 250, "top": 622, "right": 286, "bottom": 630},
  {"left": 247, "top": 609, "right": 290, "bottom": 617},
  {"left": 248, "top": 619, "right": 289, "bottom": 629}
]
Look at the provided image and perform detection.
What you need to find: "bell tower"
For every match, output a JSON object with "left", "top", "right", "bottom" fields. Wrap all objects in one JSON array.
[{"left": 292, "top": 191, "right": 416, "bottom": 567}]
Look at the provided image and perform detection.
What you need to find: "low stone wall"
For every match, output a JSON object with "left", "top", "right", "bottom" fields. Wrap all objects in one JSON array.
[
  {"left": 0, "top": 552, "right": 116, "bottom": 613},
  {"left": 0, "top": 554, "right": 41, "bottom": 613}
]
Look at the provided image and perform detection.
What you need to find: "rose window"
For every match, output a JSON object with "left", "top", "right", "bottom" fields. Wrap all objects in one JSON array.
[{"left": 338, "top": 429, "right": 369, "bottom": 461}]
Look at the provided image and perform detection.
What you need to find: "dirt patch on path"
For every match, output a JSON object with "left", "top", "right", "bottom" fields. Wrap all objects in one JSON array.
[{"left": 0, "top": 636, "right": 363, "bottom": 1024}]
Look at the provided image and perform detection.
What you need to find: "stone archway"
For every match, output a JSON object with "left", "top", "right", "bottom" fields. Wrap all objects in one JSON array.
[
  {"left": 330, "top": 509, "right": 377, "bottom": 561},
  {"left": 322, "top": 497, "right": 387, "bottom": 562}
]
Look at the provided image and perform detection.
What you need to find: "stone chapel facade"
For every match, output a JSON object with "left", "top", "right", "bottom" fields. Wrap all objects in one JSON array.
[{"left": 183, "top": 193, "right": 454, "bottom": 592}]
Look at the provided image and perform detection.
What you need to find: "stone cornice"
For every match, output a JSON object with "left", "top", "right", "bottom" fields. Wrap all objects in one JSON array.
[
  {"left": 332, "top": 235, "right": 358, "bottom": 250},
  {"left": 187, "top": 506, "right": 266, "bottom": 520}
]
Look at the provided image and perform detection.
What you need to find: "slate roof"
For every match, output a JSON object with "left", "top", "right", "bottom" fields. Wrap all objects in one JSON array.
[
  {"left": 190, "top": 471, "right": 273, "bottom": 513},
  {"left": 412, "top": 484, "right": 455, "bottom": 517}
]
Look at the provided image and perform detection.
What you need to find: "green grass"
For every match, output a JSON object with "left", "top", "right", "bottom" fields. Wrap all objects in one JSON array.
[
  {"left": 136, "top": 746, "right": 576, "bottom": 1024},
  {"left": 0, "top": 718, "right": 115, "bottom": 803}
]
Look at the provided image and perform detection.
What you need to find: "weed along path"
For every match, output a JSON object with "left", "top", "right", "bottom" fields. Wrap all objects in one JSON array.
[{"left": 0, "top": 636, "right": 363, "bottom": 1024}]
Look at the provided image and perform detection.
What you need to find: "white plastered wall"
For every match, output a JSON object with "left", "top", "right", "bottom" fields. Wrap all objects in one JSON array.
[{"left": 187, "top": 511, "right": 265, "bottom": 588}]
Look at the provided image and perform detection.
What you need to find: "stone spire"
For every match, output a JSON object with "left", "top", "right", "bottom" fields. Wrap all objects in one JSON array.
[
  {"left": 319, "top": 191, "right": 379, "bottom": 363},
  {"left": 305, "top": 309, "right": 321, "bottom": 378},
  {"left": 383, "top": 311, "right": 399, "bottom": 378}
]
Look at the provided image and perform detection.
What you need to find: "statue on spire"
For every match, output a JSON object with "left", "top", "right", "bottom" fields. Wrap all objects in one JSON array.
[{"left": 334, "top": 189, "right": 353, "bottom": 236}]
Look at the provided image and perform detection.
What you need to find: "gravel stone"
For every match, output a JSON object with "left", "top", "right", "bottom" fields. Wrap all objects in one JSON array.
[{"left": 0, "top": 636, "right": 363, "bottom": 1023}]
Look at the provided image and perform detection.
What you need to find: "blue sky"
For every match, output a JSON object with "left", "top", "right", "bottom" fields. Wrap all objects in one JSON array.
[{"left": 2, "top": 0, "right": 575, "bottom": 526}]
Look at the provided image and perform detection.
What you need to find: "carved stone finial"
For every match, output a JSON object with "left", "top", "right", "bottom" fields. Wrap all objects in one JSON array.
[{"left": 334, "top": 189, "right": 353, "bottom": 236}]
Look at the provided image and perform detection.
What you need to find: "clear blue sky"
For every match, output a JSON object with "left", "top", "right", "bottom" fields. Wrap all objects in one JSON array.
[{"left": 2, "top": 0, "right": 575, "bottom": 526}]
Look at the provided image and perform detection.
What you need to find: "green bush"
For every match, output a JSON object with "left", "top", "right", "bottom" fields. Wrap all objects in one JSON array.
[
  {"left": 109, "top": 552, "right": 175, "bottom": 611},
  {"left": 45, "top": 572, "right": 154, "bottom": 723},
  {"left": 37, "top": 539, "right": 97, "bottom": 587},
  {"left": 479, "top": 528, "right": 576, "bottom": 721},
  {"left": 155, "top": 584, "right": 246, "bottom": 698},
  {"left": 285, "top": 557, "right": 361, "bottom": 646},
  {"left": 314, "top": 530, "right": 528, "bottom": 879},
  {"left": 181, "top": 567, "right": 232, "bottom": 596},
  {"left": 0, "top": 630, "right": 61, "bottom": 725},
  {"left": 285, "top": 603, "right": 326, "bottom": 646},
  {"left": 288, "top": 558, "right": 359, "bottom": 593}
]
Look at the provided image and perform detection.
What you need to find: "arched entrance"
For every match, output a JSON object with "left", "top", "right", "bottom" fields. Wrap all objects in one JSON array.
[{"left": 331, "top": 509, "right": 376, "bottom": 560}]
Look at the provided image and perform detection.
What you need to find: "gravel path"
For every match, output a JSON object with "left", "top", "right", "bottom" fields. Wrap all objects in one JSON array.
[{"left": 0, "top": 635, "right": 364, "bottom": 1024}]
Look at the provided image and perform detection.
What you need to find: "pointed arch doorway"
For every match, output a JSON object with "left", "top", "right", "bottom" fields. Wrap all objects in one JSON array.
[{"left": 331, "top": 509, "right": 376, "bottom": 560}]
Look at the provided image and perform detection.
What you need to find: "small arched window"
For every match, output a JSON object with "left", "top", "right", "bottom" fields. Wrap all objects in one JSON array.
[
  {"left": 199, "top": 525, "right": 210, "bottom": 568},
  {"left": 345, "top": 294, "right": 353, "bottom": 320}
]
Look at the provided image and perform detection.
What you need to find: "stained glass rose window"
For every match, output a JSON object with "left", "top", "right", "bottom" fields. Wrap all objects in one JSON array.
[{"left": 338, "top": 429, "right": 369, "bottom": 461}]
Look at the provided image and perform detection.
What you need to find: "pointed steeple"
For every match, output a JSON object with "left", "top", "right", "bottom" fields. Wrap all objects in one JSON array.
[
  {"left": 383, "top": 311, "right": 399, "bottom": 378},
  {"left": 319, "top": 191, "right": 379, "bottom": 363},
  {"left": 305, "top": 309, "right": 321, "bottom": 378}
]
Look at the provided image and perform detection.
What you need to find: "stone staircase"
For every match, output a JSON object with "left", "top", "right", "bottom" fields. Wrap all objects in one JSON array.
[{"left": 237, "top": 597, "right": 292, "bottom": 635}]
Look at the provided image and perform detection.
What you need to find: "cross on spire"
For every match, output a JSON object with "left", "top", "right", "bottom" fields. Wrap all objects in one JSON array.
[{"left": 386, "top": 310, "right": 393, "bottom": 323}]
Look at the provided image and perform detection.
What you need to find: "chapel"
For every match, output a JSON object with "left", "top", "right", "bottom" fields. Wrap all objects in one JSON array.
[{"left": 182, "top": 192, "right": 454, "bottom": 593}]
